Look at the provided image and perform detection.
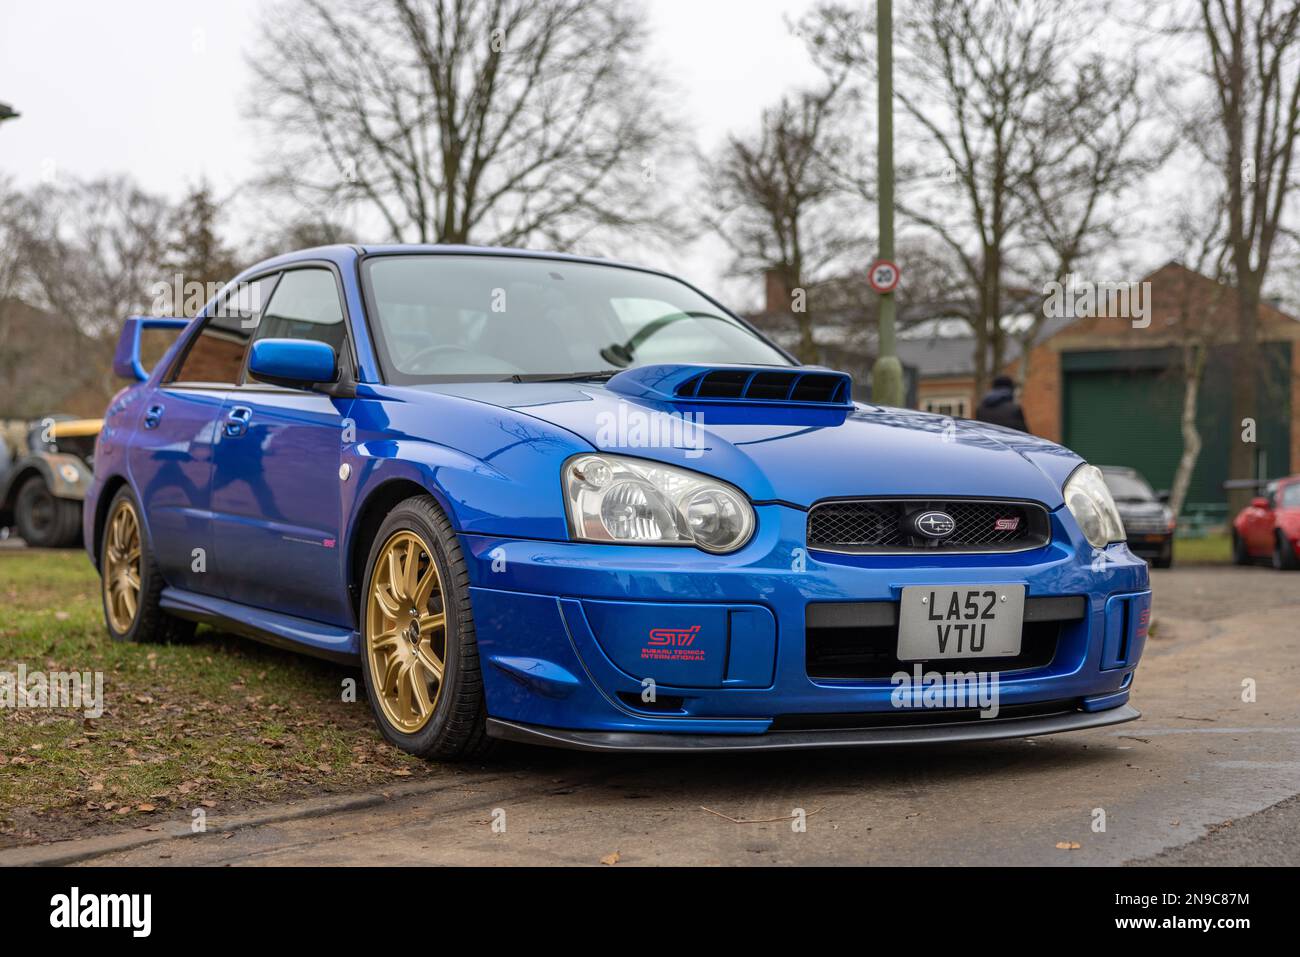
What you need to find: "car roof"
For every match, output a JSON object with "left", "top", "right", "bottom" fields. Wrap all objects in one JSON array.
[{"left": 242, "top": 243, "right": 672, "bottom": 279}]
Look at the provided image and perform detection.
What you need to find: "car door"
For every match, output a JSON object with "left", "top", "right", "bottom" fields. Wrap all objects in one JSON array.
[
  {"left": 128, "top": 278, "right": 275, "bottom": 595},
  {"left": 209, "top": 266, "right": 355, "bottom": 625},
  {"left": 1244, "top": 489, "right": 1277, "bottom": 554}
]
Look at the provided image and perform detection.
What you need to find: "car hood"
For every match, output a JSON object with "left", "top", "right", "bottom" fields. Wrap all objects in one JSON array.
[{"left": 415, "top": 380, "right": 1081, "bottom": 509}]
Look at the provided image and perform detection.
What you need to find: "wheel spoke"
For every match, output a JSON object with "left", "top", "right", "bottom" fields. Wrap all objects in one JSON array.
[
  {"left": 418, "top": 611, "right": 445, "bottom": 637},
  {"left": 371, "top": 628, "right": 401, "bottom": 652},
  {"left": 373, "top": 582, "right": 402, "bottom": 621},
  {"left": 381, "top": 652, "right": 403, "bottom": 693},
  {"left": 381, "top": 548, "right": 400, "bottom": 599},
  {"left": 413, "top": 640, "right": 444, "bottom": 683},
  {"left": 413, "top": 561, "right": 438, "bottom": 608},
  {"left": 403, "top": 540, "right": 420, "bottom": 598},
  {"left": 395, "top": 660, "right": 413, "bottom": 716},
  {"left": 409, "top": 668, "right": 432, "bottom": 716}
]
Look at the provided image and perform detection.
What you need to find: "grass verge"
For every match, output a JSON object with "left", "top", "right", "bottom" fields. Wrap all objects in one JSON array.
[
  {"left": 1172, "top": 532, "right": 1231, "bottom": 565},
  {"left": 0, "top": 548, "right": 452, "bottom": 848}
]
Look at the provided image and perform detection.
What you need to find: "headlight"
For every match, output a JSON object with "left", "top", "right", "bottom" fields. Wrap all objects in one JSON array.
[
  {"left": 1064, "top": 464, "right": 1126, "bottom": 549},
  {"left": 564, "top": 454, "right": 755, "bottom": 553}
]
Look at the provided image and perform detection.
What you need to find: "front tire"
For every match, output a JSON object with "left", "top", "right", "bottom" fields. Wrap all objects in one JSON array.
[
  {"left": 1232, "top": 532, "right": 1251, "bottom": 566},
  {"left": 1152, "top": 543, "right": 1173, "bottom": 569},
  {"left": 358, "top": 495, "right": 493, "bottom": 760},
  {"left": 15, "top": 475, "right": 81, "bottom": 548},
  {"left": 100, "top": 486, "right": 195, "bottom": 643},
  {"left": 1274, "top": 531, "right": 1299, "bottom": 571}
]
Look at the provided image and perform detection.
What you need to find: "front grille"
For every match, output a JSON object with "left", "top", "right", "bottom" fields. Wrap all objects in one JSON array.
[
  {"left": 807, "top": 498, "right": 1050, "bottom": 553},
  {"left": 1121, "top": 516, "right": 1167, "bottom": 534}
]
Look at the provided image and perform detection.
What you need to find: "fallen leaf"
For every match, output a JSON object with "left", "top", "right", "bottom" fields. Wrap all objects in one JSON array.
[
  {"left": 1055, "top": 841, "right": 1081, "bottom": 850},
  {"left": 600, "top": 851, "right": 620, "bottom": 866},
  {"left": 136, "top": 803, "right": 156, "bottom": 812}
]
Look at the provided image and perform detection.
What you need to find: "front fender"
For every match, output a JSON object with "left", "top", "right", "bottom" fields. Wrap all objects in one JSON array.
[
  {"left": 1, "top": 452, "right": 92, "bottom": 504},
  {"left": 345, "top": 388, "right": 593, "bottom": 542}
]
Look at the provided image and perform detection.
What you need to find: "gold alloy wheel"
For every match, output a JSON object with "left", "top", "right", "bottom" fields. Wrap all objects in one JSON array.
[
  {"left": 365, "top": 530, "right": 448, "bottom": 734},
  {"left": 103, "top": 500, "right": 143, "bottom": 633}
]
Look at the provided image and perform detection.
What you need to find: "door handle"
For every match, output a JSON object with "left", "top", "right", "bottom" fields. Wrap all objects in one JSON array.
[
  {"left": 143, "top": 404, "right": 164, "bottom": 429},
  {"left": 224, "top": 406, "right": 253, "bottom": 437}
]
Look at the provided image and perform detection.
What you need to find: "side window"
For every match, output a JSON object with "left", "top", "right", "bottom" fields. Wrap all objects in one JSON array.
[
  {"left": 170, "top": 276, "right": 277, "bottom": 384},
  {"left": 250, "top": 268, "right": 346, "bottom": 357},
  {"left": 1283, "top": 484, "right": 1300, "bottom": 509}
]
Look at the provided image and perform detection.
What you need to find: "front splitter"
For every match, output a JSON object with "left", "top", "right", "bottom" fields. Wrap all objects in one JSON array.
[{"left": 486, "top": 703, "right": 1140, "bottom": 753}]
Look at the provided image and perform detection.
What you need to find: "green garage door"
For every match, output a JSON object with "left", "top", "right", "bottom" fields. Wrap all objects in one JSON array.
[
  {"left": 1064, "top": 363, "right": 1183, "bottom": 493},
  {"left": 1062, "top": 344, "right": 1291, "bottom": 508}
]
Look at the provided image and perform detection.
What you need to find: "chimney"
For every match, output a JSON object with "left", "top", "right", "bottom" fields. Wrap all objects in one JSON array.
[{"left": 764, "top": 267, "right": 790, "bottom": 314}]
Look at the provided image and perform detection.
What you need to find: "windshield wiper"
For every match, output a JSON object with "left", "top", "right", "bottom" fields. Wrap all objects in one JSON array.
[{"left": 510, "top": 371, "right": 621, "bottom": 383}]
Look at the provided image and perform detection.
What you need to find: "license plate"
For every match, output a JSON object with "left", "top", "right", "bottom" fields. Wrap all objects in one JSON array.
[{"left": 897, "top": 585, "right": 1026, "bottom": 661}]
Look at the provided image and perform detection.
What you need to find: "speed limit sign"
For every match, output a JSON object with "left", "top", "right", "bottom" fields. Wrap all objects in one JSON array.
[{"left": 868, "top": 259, "right": 901, "bottom": 294}]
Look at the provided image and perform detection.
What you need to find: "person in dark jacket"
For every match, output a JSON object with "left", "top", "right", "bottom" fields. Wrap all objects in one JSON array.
[{"left": 974, "top": 375, "right": 1029, "bottom": 432}]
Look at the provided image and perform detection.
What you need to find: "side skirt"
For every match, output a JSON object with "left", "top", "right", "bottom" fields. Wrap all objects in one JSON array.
[{"left": 159, "top": 587, "right": 359, "bottom": 664}]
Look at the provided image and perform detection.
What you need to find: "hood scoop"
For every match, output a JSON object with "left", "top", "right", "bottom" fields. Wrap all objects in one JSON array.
[{"left": 606, "top": 364, "right": 853, "bottom": 408}]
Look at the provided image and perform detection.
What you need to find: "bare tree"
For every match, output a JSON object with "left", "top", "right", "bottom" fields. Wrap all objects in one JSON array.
[
  {"left": 12, "top": 176, "right": 173, "bottom": 406},
  {"left": 702, "top": 77, "right": 865, "bottom": 363},
  {"left": 1191, "top": 0, "right": 1300, "bottom": 509},
  {"left": 804, "top": 0, "right": 1157, "bottom": 396},
  {"left": 1164, "top": 204, "right": 1234, "bottom": 518},
  {"left": 250, "top": 0, "right": 678, "bottom": 250}
]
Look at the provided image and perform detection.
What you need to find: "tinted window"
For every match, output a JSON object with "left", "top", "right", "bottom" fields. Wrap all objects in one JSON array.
[
  {"left": 250, "top": 268, "right": 345, "bottom": 357},
  {"left": 363, "top": 255, "right": 789, "bottom": 381},
  {"left": 1282, "top": 483, "right": 1300, "bottom": 508},
  {"left": 171, "top": 276, "right": 276, "bottom": 384}
]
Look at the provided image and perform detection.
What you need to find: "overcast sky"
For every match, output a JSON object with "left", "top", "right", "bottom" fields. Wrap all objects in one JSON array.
[{"left": 1, "top": 0, "right": 831, "bottom": 304}]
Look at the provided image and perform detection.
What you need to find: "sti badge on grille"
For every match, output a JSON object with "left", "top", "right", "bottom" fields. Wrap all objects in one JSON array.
[{"left": 911, "top": 510, "right": 956, "bottom": 539}]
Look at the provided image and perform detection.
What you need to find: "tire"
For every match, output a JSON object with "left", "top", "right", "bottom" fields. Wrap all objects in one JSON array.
[
  {"left": 358, "top": 495, "right": 495, "bottom": 761},
  {"left": 15, "top": 475, "right": 82, "bottom": 548},
  {"left": 1152, "top": 544, "right": 1173, "bottom": 570},
  {"left": 99, "top": 486, "right": 196, "bottom": 644},
  {"left": 1232, "top": 532, "right": 1251, "bottom": 566},
  {"left": 1274, "top": 531, "right": 1299, "bottom": 571}
]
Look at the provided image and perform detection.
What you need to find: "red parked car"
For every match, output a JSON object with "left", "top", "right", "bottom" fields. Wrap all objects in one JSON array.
[{"left": 1232, "top": 477, "right": 1300, "bottom": 569}]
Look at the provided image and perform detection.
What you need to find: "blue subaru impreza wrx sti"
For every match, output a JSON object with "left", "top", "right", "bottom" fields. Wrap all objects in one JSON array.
[{"left": 86, "top": 245, "right": 1149, "bottom": 758}]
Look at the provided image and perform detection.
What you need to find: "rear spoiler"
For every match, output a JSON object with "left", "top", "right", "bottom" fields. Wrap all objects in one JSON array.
[{"left": 113, "top": 315, "right": 191, "bottom": 382}]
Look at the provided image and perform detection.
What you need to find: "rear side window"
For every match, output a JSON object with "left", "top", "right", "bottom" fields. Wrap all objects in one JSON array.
[
  {"left": 250, "top": 268, "right": 345, "bottom": 356},
  {"left": 1283, "top": 484, "right": 1300, "bottom": 508},
  {"left": 170, "top": 276, "right": 277, "bottom": 385}
]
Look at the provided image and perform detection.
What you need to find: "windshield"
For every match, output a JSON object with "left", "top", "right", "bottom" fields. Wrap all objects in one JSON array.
[
  {"left": 1102, "top": 470, "right": 1156, "bottom": 503},
  {"left": 362, "top": 255, "right": 791, "bottom": 381}
]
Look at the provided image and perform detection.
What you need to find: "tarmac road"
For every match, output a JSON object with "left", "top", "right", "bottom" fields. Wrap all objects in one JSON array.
[{"left": 67, "top": 565, "right": 1300, "bottom": 866}]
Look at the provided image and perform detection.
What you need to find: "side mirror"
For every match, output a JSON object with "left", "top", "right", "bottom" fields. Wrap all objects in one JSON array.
[
  {"left": 247, "top": 339, "right": 337, "bottom": 389},
  {"left": 1251, "top": 496, "right": 1270, "bottom": 510},
  {"left": 1156, "top": 489, "right": 1170, "bottom": 503}
]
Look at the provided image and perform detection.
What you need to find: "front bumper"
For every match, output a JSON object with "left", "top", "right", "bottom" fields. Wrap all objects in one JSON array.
[
  {"left": 461, "top": 503, "right": 1150, "bottom": 744},
  {"left": 1124, "top": 532, "right": 1173, "bottom": 559}
]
